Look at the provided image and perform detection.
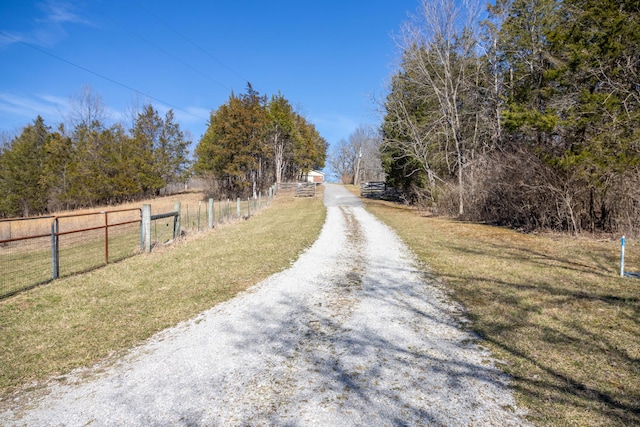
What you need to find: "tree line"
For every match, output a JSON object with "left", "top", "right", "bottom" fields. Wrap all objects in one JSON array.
[
  {"left": 0, "top": 88, "right": 189, "bottom": 218},
  {"left": 0, "top": 85, "right": 327, "bottom": 218},
  {"left": 382, "top": 0, "right": 640, "bottom": 234},
  {"left": 194, "top": 84, "right": 327, "bottom": 198}
]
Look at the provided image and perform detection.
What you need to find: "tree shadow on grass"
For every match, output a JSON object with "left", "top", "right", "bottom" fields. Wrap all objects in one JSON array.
[{"left": 435, "top": 262, "right": 640, "bottom": 426}]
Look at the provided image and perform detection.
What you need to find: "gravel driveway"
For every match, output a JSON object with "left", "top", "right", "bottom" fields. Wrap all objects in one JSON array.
[{"left": 1, "top": 184, "right": 529, "bottom": 426}]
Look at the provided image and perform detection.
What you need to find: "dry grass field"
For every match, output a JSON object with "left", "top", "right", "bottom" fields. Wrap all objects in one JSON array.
[{"left": 358, "top": 193, "right": 640, "bottom": 427}]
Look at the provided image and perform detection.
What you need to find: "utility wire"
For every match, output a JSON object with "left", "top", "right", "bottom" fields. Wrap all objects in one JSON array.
[
  {"left": 0, "top": 30, "right": 209, "bottom": 122},
  {"left": 99, "top": 12, "right": 232, "bottom": 92},
  {"left": 134, "top": 2, "right": 251, "bottom": 86}
]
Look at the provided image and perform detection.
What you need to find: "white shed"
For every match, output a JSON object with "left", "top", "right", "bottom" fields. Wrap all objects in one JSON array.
[{"left": 305, "top": 170, "right": 325, "bottom": 184}]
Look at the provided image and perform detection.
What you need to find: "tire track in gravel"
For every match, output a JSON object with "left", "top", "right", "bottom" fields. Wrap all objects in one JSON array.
[{"left": 223, "top": 205, "right": 367, "bottom": 425}]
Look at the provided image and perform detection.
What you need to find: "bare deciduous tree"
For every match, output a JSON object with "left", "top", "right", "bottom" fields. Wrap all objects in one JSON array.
[
  {"left": 349, "top": 125, "right": 384, "bottom": 185},
  {"left": 392, "top": 0, "right": 483, "bottom": 215},
  {"left": 329, "top": 125, "right": 385, "bottom": 185},
  {"left": 65, "top": 85, "right": 108, "bottom": 131}
]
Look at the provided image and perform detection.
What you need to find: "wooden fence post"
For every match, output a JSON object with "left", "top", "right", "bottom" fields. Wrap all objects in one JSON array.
[
  {"left": 142, "top": 204, "right": 151, "bottom": 253},
  {"left": 51, "top": 218, "right": 59, "bottom": 279},
  {"left": 197, "top": 201, "right": 201, "bottom": 231},
  {"left": 208, "top": 198, "right": 214, "bottom": 228},
  {"left": 237, "top": 197, "right": 241, "bottom": 218}
]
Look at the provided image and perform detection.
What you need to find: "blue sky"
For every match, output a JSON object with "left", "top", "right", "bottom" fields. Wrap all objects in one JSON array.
[{"left": 0, "top": 0, "right": 419, "bottom": 154}]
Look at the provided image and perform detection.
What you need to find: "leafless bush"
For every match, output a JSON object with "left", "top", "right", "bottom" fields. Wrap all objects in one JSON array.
[{"left": 445, "top": 147, "right": 640, "bottom": 235}]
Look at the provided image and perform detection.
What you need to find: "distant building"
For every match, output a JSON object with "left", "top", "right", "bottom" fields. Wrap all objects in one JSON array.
[{"left": 305, "top": 170, "right": 325, "bottom": 184}]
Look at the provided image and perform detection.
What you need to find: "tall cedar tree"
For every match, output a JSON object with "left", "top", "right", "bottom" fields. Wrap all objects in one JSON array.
[
  {"left": 195, "top": 85, "right": 268, "bottom": 198},
  {"left": 0, "top": 116, "right": 50, "bottom": 217},
  {"left": 132, "top": 105, "right": 190, "bottom": 197}
]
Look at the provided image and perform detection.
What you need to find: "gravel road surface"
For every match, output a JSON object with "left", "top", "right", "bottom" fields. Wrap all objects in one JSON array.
[{"left": 1, "top": 184, "right": 529, "bottom": 426}]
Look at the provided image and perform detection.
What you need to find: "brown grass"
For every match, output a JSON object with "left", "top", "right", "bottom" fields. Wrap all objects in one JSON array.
[
  {"left": 0, "top": 190, "right": 326, "bottom": 401},
  {"left": 360, "top": 195, "right": 640, "bottom": 426}
]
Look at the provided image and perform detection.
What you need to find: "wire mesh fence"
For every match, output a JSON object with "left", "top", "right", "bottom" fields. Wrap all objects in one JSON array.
[
  {"left": 151, "top": 214, "right": 177, "bottom": 246},
  {"left": 0, "top": 216, "right": 54, "bottom": 297},
  {"left": 54, "top": 209, "right": 141, "bottom": 279},
  {"left": 1, "top": 189, "right": 276, "bottom": 299},
  {"left": 179, "top": 195, "right": 268, "bottom": 234}
]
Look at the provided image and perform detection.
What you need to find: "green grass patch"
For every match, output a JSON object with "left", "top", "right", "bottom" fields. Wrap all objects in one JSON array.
[
  {"left": 362, "top": 198, "right": 640, "bottom": 426},
  {"left": 0, "top": 193, "right": 326, "bottom": 397}
]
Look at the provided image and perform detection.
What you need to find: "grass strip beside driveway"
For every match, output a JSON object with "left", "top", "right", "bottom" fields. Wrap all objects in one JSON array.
[
  {"left": 364, "top": 198, "right": 639, "bottom": 427},
  {"left": 0, "top": 193, "right": 326, "bottom": 398}
]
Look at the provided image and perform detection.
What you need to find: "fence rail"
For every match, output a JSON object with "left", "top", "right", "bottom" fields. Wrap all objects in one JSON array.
[
  {"left": 295, "top": 183, "right": 317, "bottom": 197},
  {"left": 277, "top": 182, "right": 317, "bottom": 197},
  {"left": 1, "top": 190, "right": 275, "bottom": 299},
  {"left": 360, "top": 181, "right": 387, "bottom": 198}
]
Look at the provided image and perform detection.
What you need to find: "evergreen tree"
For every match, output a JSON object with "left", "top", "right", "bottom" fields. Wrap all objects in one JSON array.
[
  {"left": 546, "top": 0, "right": 640, "bottom": 229},
  {"left": 65, "top": 117, "right": 109, "bottom": 207},
  {"left": 292, "top": 114, "right": 327, "bottom": 178},
  {"left": 40, "top": 124, "right": 74, "bottom": 211},
  {"left": 131, "top": 105, "right": 165, "bottom": 196},
  {"left": 0, "top": 116, "right": 50, "bottom": 217},
  {"left": 157, "top": 109, "right": 190, "bottom": 188},
  {"left": 99, "top": 123, "right": 140, "bottom": 203},
  {"left": 195, "top": 85, "right": 268, "bottom": 197}
]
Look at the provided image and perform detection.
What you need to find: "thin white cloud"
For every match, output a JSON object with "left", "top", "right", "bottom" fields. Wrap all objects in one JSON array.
[
  {"left": 0, "top": 30, "right": 26, "bottom": 48},
  {"left": 0, "top": 94, "right": 211, "bottom": 142},
  {"left": 37, "top": 0, "right": 90, "bottom": 26},
  {"left": 0, "top": 93, "right": 63, "bottom": 118},
  {"left": 38, "top": 94, "right": 69, "bottom": 108},
  {"left": 1, "top": 1, "right": 91, "bottom": 48}
]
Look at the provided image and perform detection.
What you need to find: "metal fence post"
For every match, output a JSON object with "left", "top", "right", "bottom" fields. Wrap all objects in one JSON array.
[
  {"left": 139, "top": 209, "right": 144, "bottom": 250},
  {"left": 51, "top": 218, "right": 59, "bottom": 279},
  {"left": 208, "top": 198, "right": 214, "bottom": 228},
  {"left": 104, "top": 211, "right": 109, "bottom": 265},
  {"left": 173, "top": 202, "right": 181, "bottom": 238},
  {"left": 621, "top": 235, "right": 626, "bottom": 277},
  {"left": 142, "top": 204, "right": 151, "bottom": 253}
]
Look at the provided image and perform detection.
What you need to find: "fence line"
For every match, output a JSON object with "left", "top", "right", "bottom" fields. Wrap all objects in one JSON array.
[{"left": 1, "top": 188, "right": 276, "bottom": 299}]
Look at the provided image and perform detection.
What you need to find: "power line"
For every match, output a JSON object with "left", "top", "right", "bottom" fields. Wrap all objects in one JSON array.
[
  {"left": 0, "top": 30, "right": 210, "bottom": 122},
  {"left": 98, "top": 12, "right": 232, "bottom": 92},
  {"left": 134, "top": 2, "right": 252, "bottom": 87}
]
